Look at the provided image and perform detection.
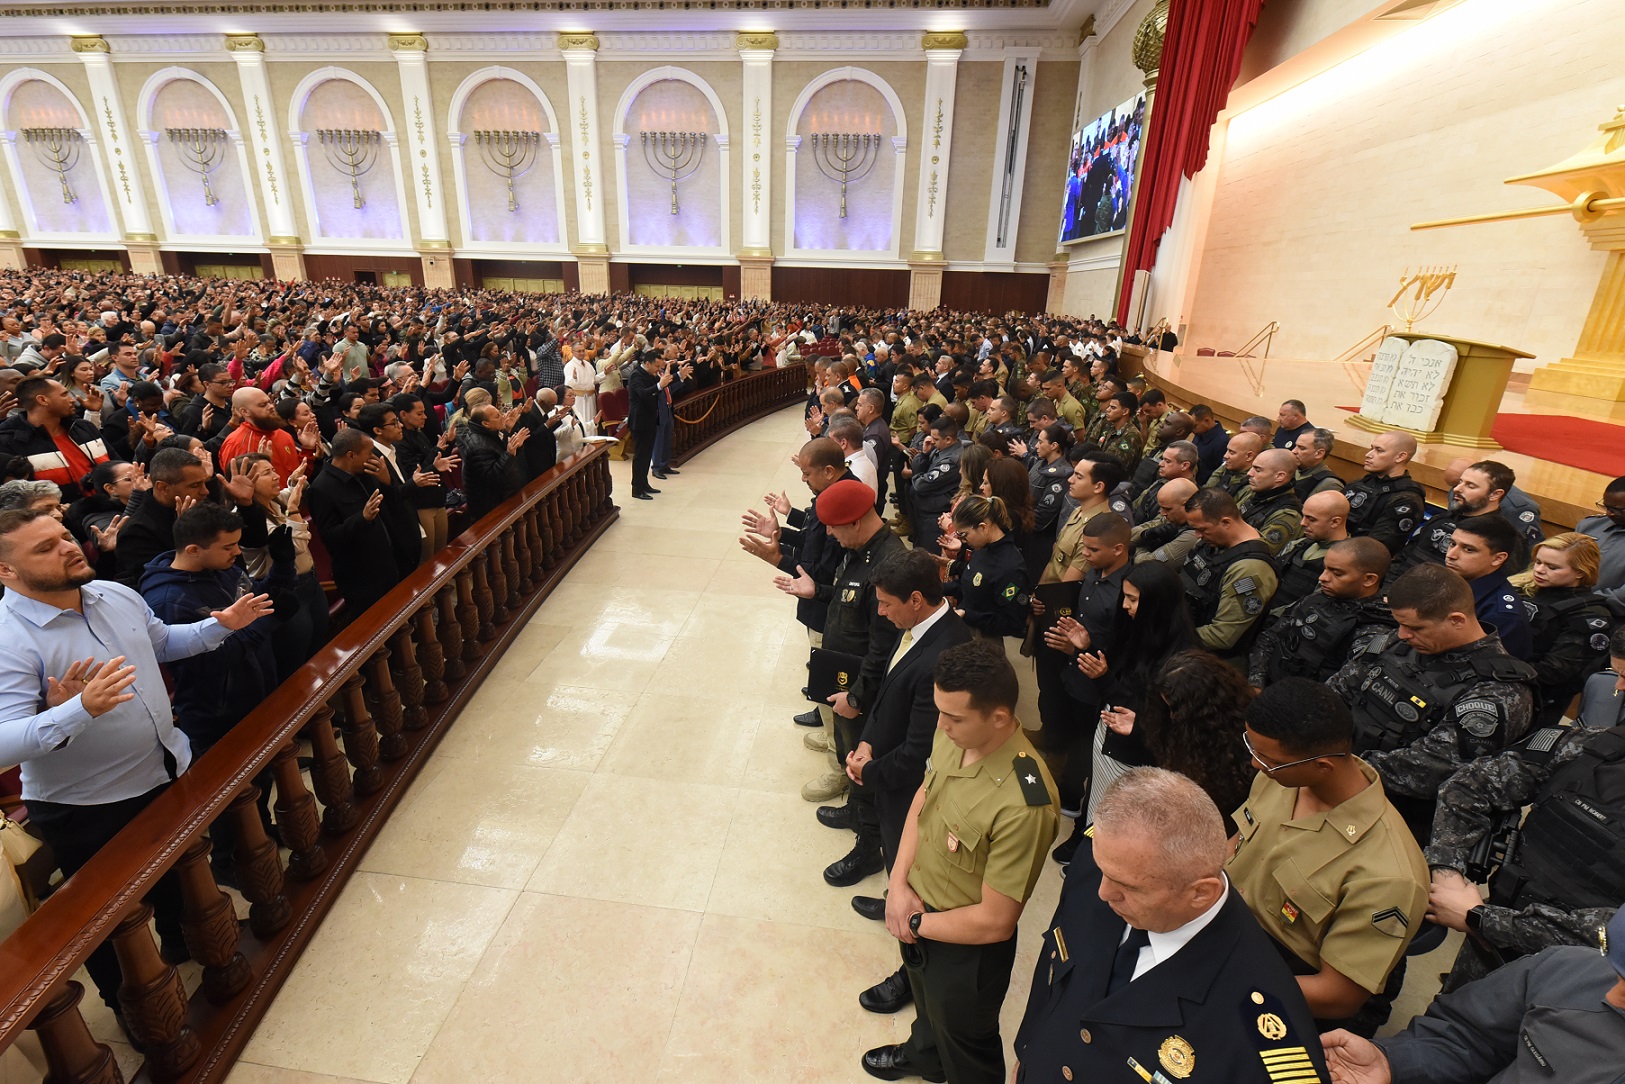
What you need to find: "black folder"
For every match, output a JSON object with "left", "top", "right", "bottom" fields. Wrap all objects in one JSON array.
[
  {"left": 808, "top": 648, "right": 865, "bottom": 704},
  {"left": 1033, "top": 582, "right": 1080, "bottom": 634}
]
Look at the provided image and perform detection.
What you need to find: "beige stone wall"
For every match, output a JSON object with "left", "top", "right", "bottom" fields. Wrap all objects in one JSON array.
[
  {"left": 940, "top": 60, "right": 1000, "bottom": 262},
  {"left": 1234, "top": 0, "right": 1376, "bottom": 86},
  {"left": 1185, "top": 0, "right": 1625, "bottom": 369},
  {"left": 1014, "top": 59, "right": 1078, "bottom": 266}
]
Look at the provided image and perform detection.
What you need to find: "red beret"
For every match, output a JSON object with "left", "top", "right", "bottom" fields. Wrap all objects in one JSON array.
[{"left": 817, "top": 479, "right": 876, "bottom": 526}]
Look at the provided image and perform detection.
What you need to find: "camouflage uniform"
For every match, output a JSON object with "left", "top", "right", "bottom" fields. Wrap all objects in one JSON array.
[
  {"left": 1097, "top": 421, "right": 1143, "bottom": 472},
  {"left": 1248, "top": 591, "right": 1394, "bottom": 689},
  {"left": 1238, "top": 483, "right": 1304, "bottom": 556},
  {"left": 1427, "top": 723, "right": 1624, "bottom": 990},
  {"left": 1204, "top": 466, "right": 1250, "bottom": 499},
  {"left": 1081, "top": 409, "right": 1113, "bottom": 446},
  {"left": 1327, "top": 632, "right": 1536, "bottom": 842},
  {"left": 1131, "top": 518, "right": 1198, "bottom": 567},
  {"left": 1342, "top": 472, "right": 1426, "bottom": 555}
]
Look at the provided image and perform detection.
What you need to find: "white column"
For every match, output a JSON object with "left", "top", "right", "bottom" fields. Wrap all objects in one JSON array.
[
  {"left": 911, "top": 32, "right": 965, "bottom": 260},
  {"left": 225, "top": 33, "right": 305, "bottom": 278},
  {"left": 736, "top": 33, "right": 776, "bottom": 256},
  {"left": 388, "top": 34, "right": 453, "bottom": 286},
  {"left": 0, "top": 158, "right": 23, "bottom": 270},
  {"left": 980, "top": 49, "right": 1041, "bottom": 269},
  {"left": 72, "top": 35, "right": 160, "bottom": 270},
  {"left": 559, "top": 32, "right": 608, "bottom": 293}
]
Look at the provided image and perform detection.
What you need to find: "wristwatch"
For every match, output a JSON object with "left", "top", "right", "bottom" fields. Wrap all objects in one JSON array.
[
  {"left": 1465, "top": 905, "right": 1486, "bottom": 932},
  {"left": 908, "top": 912, "right": 924, "bottom": 937}
]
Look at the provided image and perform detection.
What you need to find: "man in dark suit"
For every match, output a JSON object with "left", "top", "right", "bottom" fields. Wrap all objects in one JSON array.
[
  {"left": 306, "top": 427, "right": 402, "bottom": 617},
  {"left": 514, "top": 386, "right": 561, "bottom": 480},
  {"left": 457, "top": 404, "right": 530, "bottom": 521},
  {"left": 1014, "top": 768, "right": 1331, "bottom": 1084},
  {"left": 836, "top": 548, "right": 972, "bottom": 1015},
  {"left": 355, "top": 402, "right": 425, "bottom": 580},
  {"left": 626, "top": 353, "right": 669, "bottom": 500}
]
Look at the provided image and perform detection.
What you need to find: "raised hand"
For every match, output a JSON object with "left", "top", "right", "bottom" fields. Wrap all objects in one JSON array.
[
  {"left": 1009, "top": 439, "right": 1029, "bottom": 458},
  {"left": 1099, "top": 704, "right": 1135, "bottom": 735},
  {"left": 364, "top": 454, "right": 392, "bottom": 483},
  {"left": 741, "top": 506, "right": 779, "bottom": 539},
  {"left": 0, "top": 391, "right": 15, "bottom": 419},
  {"left": 174, "top": 493, "right": 199, "bottom": 517},
  {"left": 89, "top": 514, "right": 126, "bottom": 552},
  {"left": 222, "top": 458, "right": 256, "bottom": 504},
  {"left": 772, "top": 563, "right": 816, "bottom": 600},
  {"left": 764, "top": 490, "right": 792, "bottom": 517},
  {"left": 298, "top": 419, "right": 322, "bottom": 451},
  {"left": 506, "top": 427, "right": 531, "bottom": 454},
  {"left": 202, "top": 403, "right": 216, "bottom": 432},
  {"left": 433, "top": 451, "right": 460, "bottom": 473},
  {"left": 361, "top": 489, "right": 384, "bottom": 521},
  {"left": 413, "top": 467, "right": 438, "bottom": 488},
  {"left": 211, "top": 592, "right": 275, "bottom": 631},
  {"left": 196, "top": 448, "right": 215, "bottom": 478}
]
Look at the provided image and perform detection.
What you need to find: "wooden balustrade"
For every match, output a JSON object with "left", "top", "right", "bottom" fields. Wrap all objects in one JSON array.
[
  {"left": 0, "top": 445, "right": 619, "bottom": 1083},
  {"left": 669, "top": 363, "right": 809, "bottom": 466}
]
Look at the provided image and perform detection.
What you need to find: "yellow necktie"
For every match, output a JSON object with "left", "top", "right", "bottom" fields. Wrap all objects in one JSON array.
[{"left": 888, "top": 628, "right": 914, "bottom": 672}]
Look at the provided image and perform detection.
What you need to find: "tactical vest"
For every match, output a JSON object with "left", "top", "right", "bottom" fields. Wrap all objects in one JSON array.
[
  {"left": 1491, "top": 727, "right": 1625, "bottom": 911},
  {"left": 1347, "top": 637, "right": 1537, "bottom": 753},
  {"left": 1530, "top": 591, "right": 1614, "bottom": 656},
  {"left": 1242, "top": 485, "right": 1301, "bottom": 529},
  {"left": 1269, "top": 593, "right": 1366, "bottom": 682},
  {"left": 1272, "top": 541, "right": 1326, "bottom": 613},
  {"left": 1343, "top": 473, "right": 1425, "bottom": 533},
  {"left": 1293, "top": 467, "right": 1340, "bottom": 503},
  {"left": 1181, "top": 539, "right": 1276, "bottom": 627}
]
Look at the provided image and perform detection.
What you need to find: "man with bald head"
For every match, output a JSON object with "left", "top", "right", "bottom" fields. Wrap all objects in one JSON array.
[
  {"left": 1130, "top": 437, "right": 1199, "bottom": 522},
  {"left": 1239, "top": 448, "right": 1303, "bottom": 556},
  {"left": 1291, "top": 427, "right": 1343, "bottom": 500},
  {"left": 1250, "top": 537, "right": 1394, "bottom": 687},
  {"left": 1205, "top": 431, "right": 1263, "bottom": 498},
  {"left": 1343, "top": 432, "right": 1426, "bottom": 554},
  {"left": 217, "top": 385, "right": 304, "bottom": 483},
  {"left": 0, "top": 368, "right": 24, "bottom": 419},
  {"left": 1131, "top": 476, "right": 1199, "bottom": 566},
  {"left": 1269, "top": 490, "right": 1350, "bottom": 616}
]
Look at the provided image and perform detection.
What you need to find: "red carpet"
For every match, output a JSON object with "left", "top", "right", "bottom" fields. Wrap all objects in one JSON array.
[{"left": 1491, "top": 413, "right": 1625, "bottom": 476}]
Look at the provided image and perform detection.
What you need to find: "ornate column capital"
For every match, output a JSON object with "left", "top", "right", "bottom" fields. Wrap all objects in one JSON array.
[
  {"left": 557, "top": 32, "right": 600, "bottom": 53},
  {"left": 921, "top": 31, "right": 968, "bottom": 51},
  {"left": 388, "top": 33, "right": 429, "bottom": 52},
  {"left": 224, "top": 33, "right": 265, "bottom": 53},
  {"left": 735, "top": 32, "right": 779, "bottom": 52},
  {"left": 70, "top": 35, "right": 109, "bottom": 54}
]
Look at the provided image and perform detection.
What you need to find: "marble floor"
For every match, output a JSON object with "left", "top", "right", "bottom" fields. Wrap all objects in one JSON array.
[{"left": 2, "top": 404, "right": 1457, "bottom": 1084}]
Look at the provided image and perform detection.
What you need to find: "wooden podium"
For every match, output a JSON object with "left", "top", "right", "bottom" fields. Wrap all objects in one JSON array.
[{"left": 1346, "top": 332, "right": 1532, "bottom": 450}]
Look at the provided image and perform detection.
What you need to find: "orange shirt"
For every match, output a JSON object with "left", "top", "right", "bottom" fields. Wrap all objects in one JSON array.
[{"left": 217, "top": 422, "right": 302, "bottom": 484}]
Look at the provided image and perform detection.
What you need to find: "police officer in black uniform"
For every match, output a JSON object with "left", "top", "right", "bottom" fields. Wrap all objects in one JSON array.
[
  {"left": 1327, "top": 564, "right": 1536, "bottom": 844},
  {"left": 1014, "top": 769, "right": 1329, "bottom": 1084},
  {"left": 1387, "top": 460, "right": 1532, "bottom": 585},
  {"left": 1267, "top": 491, "right": 1351, "bottom": 618},
  {"left": 1023, "top": 423, "right": 1073, "bottom": 536},
  {"left": 1425, "top": 630, "right": 1625, "bottom": 989},
  {"left": 1521, "top": 538, "right": 1615, "bottom": 725},
  {"left": 1249, "top": 537, "right": 1394, "bottom": 688},
  {"left": 1343, "top": 432, "right": 1426, "bottom": 555}
]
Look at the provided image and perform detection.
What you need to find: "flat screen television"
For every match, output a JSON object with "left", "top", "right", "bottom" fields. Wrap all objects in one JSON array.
[{"left": 1058, "top": 91, "right": 1147, "bottom": 244}]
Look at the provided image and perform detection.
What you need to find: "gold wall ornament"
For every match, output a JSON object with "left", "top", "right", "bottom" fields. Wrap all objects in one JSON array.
[
  {"left": 22, "top": 128, "right": 83, "bottom": 204},
  {"left": 1131, "top": 0, "right": 1169, "bottom": 81},
  {"left": 316, "top": 128, "right": 380, "bottom": 208},
  {"left": 388, "top": 33, "right": 428, "bottom": 51},
  {"left": 556, "top": 32, "right": 599, "bottom": 51},
  {"left": 166, "top": 127, "right": 229, "bottom": 207},
  {"left": 473, "top": 130, "right": 540, "bottom": 212},
  {"left": 639, "top": 131, "right": 707, "bottom": 215},
  {"left": 922, "top": 31, "right": 968, "bottom": 51},
  {"left": 224, "top": 33, "right": 264, "bottom": 52},
  {"left": 69, "top": 35, "right": 109, "bottom": 53},
  {"left": 808, "top": 132, "right": 881, "bottom": 218},
  {"left": 1078, "top": 13, "right": 1096, "bottom": 43},
  {"left": 735, "top": 32, "right": 779, "bottom": 51},
  {"left": 1388, "top": 265, "right": 1457, "bottom": 332}
]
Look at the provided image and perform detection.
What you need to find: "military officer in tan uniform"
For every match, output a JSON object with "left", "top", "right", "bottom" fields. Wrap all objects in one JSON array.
[
  {"left": 1229, "top": 679, "right": 1429, "bottom": 1036},
  {"left": 862, "top": 640, "right": 1059, "bottom": 1084}
]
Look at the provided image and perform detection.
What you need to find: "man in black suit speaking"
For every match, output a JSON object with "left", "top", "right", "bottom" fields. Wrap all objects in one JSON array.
[
  {"left": 1013, "top": 768, "right": 1331, "bottom": 1084},
  {"left": 625, "top": 352, "right": 670, "bottom": 501}
]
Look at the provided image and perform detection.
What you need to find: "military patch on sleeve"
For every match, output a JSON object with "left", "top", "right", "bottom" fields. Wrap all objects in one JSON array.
[
  {"left": 1012, "top": 753, "right": 1051, "bottom": 806},
  {"left": 1233, "top": 576, "right": 1258, "bottom": 594},
  {"left": 1371, "top": 907, "right": 1411, "bottom": 938},
  {"left": 1397, "top": 517, "right": 1415, "bottom": 533},
  {"left": 1002, "top": 582, "right": 1019, "bottom": 600},
  {"left": 1243, "top": 595, "right": 1263, "bottom": 615},
  {"left": 1458, "top": 710, "right": 1499, "bottom": 738},
  {"left": 1593, "top": 633, "right": 1611, "bottom": 652},
  {"left": 1050, "top": 482, "right": 1063, "bottom": 492},
  {"left": 1588, "top": 616, "right": 1610, "bottom": 629}
]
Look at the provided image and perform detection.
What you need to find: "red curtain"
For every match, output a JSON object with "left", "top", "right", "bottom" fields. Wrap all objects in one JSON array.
[{"left": 1115, "top": 0, "right": 1265, "bottom": 324}]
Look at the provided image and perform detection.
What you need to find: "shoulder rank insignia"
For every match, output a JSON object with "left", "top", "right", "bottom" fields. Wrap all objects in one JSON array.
[
  {"left": 1247, "top": 988, "right": 1324, "bottom": 1083},
  {"left": 1012, "top": 753, "right": 1050, "bottom": 806}
]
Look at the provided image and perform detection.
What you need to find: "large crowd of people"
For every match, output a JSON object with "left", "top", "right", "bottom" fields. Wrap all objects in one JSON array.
[{"left": 1, "top": 266, "right": 1623, "bottom": 1082}]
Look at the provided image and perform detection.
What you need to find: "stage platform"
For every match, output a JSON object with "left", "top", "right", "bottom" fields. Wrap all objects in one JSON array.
[{"left": 1142, "top": 351, "right": 1622, "bottom": 533}]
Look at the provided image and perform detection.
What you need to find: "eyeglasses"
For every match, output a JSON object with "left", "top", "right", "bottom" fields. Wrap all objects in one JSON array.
[
  {"left": 1594, "top": 501, "right": 1625, "bottom": 516},
  {"left": 1242, "top": 731, "right": 1348, "bottom": 775}
]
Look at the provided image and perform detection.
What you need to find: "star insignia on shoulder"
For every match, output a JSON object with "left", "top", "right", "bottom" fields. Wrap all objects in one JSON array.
[{"left": 1025, "top": 773, "right": 1037, "bottom": 784}]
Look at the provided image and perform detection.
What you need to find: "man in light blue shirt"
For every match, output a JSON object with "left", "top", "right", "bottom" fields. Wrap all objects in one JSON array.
[{"left": 0, "top": 506, "right": 271, "bottom": 1014}]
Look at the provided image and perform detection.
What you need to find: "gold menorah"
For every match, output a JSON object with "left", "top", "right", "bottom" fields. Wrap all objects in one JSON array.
[
  {"left": 22, "top": 128, "right": 83, "bottom": 204},
  {"left": 639, "top": 131, "right": 707, "bottom": 215},
  {"left": 473, "top": 130, "right": 541, "bottom": 212},
  {"left": 1387, "top": 265, "right": 1458, "bottom": 332},
  {"left": 808, "top": 132, "right": 881, "bottom": 219},
  {"left": 165, "top": 127, "right": 228, "bottom": 207},
  {"left": 316, "top": 129, "right": 381, "bottom": 209}
]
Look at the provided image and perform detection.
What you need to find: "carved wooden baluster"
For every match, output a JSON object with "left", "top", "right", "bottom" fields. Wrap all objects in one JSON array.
[
  {"left": 485, "top": 546, "right": 510, "bottom": 626},
  {"left": 227, "top": 786, "right": 291, "bottom": 939},
  {"left": 548, "top": 492, "right": 567, "bottom": 554},
  {"left": 304, "top": 702, "right": 358, "bottom": 834},
  {"left": 174, "top": 838, "right": 251, "bottom": 1003},
  {"left": 600, "top": 455, "right": 616, "bottom": 514},
  {"left": 568, "top": 474, "right": 587, "bottom": 541},
  {"left": 338, "top": 676, "right": 384, "bottom": 796},
  {"left": 528, "top": 505, "right": 548, "bottom": 578},
  {"left": 456, "top": 567, "right": 485, "bottom": 655},
  {"left": 392, "top": 623, "right": 430, "bottom": 724},
  {"left": 436, "top": 585, "right": 467, "bottom": 682},
  {"left": 366, "top": 648, "right": 407, "bottom": 760},
  {"left": 270, "top": 742, "right": 326, "bottom": 879},
  {"left": 469, "top": 556, "right": 496, "bottom": 641},
  {"left": 413, "top": 605, "right": 448, "bottom": 704},
  {"left": 28, "top": 980, "right": 121, "bottom": 1084},
  {"left": 501, "top": 528, "right": 523, "bottom": 606},
  {"left": 510, "top": 518, "right": 533, "bottom": 593},
  {"left": 111, "top": 902, "right": 200, "bottom": 1080},
  {"left": 536, "top": 500, "right": 558, "bottom": 572}
]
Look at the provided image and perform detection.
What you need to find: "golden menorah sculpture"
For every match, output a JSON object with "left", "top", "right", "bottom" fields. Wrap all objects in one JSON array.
[
  {"left": 473, "top": 130, "right": 541, "bottom": 213},
  {"left": 639, "top": 131, "right": 707, "bottom": 215},
  {"left": 1387, "top": 265, "right": 1458, "bottom": 333},
  {"left": 165, "top": 127, "right": 228, "bottom": 207},
  {"left": 808, "top": 132, "right": 881, "bottom": 219},
  {"left": 316, "top": 129, "right": 381, "bottom": 209},
  {"left": 22, "top": 128, "right": 83, "bottom": 205}
]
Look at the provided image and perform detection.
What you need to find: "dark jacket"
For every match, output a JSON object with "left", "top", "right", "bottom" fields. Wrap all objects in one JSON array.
[
  {"left": 139, "top": 550, "right": 289, "bottom": 752},
  {"left": 395, "top": 428, "right": 447, "bottom": 511},
  {"left": 626, "top": 365, "right": 662, "bottom": 435},
  {"left": 513, "top": 401, "right": 559, "bottom": 479},
  {"left": 1015, "top": 833, "right": 1331, "bottom": 1084},
  {"left": 115, "top": 495, "right": 179, "bottom": 587},
  {"left": 0, "top": 411, "right": 114, "bottom": 498},
  {"left": 371, "top": 445, "right": 425, "bottom": 576},
  {"left": 306, "top": 461, "right": 401, "bottom": 615},
  {"left": 816, "top": 525, "right": 907, "bottom": 714},
  {"left": 856, "top": 608, "right": 972, "bottom": 798},
  {"left": 173, "top": 393, "right": 234, "bottom": 442},
  {"left": 457, "top": 422, "right": 526, "bottom": 521}
]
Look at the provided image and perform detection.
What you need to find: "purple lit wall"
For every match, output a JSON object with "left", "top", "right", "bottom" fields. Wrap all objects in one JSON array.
[
  {"left": 624, "top": 78, "right": 721, "bottom": 249},
  {"left": 459, "top": 78, "right": 559, "bottom": 246},
  {"left": 8, "top": 80, "right": 113, "bottom": 236},
  {"left": 793, "top": 80, "right": 895, "bottom": 253},
  {"left": 150, "top": 79, "right": 255, "bottom": 238},
  {"left": 300, "top": 78, "right": 403, "bottom": 241}
]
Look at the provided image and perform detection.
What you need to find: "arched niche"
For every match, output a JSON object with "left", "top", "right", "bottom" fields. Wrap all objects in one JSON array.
[
  {"left": 446, "top": 68, "right": 567, "bottom": 253},
  {"left": 287, "top": 68, "right": 410, "bottom": 246},
  {"left": 0, "top": 69, "right": 117, "bottom": 239},
  {"left": 612, "top": 67, "right": 729, "bottom": 254},
  {"left": 136, "top": 68, "right": 261, "bottom": 241},
  {"left": 785, "top": 68, "right": 907, "bottom": 259}
]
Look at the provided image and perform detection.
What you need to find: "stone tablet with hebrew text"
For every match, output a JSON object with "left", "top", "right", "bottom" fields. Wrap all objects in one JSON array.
[
  {"left": 1360, "top": 335, "right": 1410, "bottom": 421},
  {"left": 1380, "top": 338, "right": 1459, "bottom": 431}
]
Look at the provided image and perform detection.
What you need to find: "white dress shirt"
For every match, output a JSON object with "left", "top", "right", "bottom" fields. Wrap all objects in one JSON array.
[{"left": 1126, "top": 873, "right": 1231, "bottom": 983}]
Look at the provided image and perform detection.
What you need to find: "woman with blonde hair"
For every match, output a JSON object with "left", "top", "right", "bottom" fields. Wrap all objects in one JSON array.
[
  {"left": 941, "top": 493, "right": 1032, "bottom": 643},
  {"left": 1512, "top": 532, "right": 1613, "bottom": 725}
]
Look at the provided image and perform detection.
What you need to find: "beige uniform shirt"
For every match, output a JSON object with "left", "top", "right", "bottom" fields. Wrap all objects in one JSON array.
[
  {"left": 908, "top": 727, "right": 1059, "bottom": 912},
  {"left": 1227, "top": 759, "right": 1429, "bottom": 995},
  {"left": 1041, "top": 499, "right": 1110, "bottom": 584}
]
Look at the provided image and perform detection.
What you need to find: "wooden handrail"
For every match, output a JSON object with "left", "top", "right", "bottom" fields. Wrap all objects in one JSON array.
[
  {"left": 670, "top": 364, "right": 809, "bottom": 466},
  {"left": 0, "top": 443, "right": 620, "bottom": 1082}
]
